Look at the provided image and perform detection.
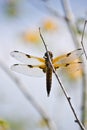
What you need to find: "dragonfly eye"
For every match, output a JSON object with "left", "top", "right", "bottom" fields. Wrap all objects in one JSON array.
[{"left": 44, "top": 51, "right": 53, "bottom": 59}]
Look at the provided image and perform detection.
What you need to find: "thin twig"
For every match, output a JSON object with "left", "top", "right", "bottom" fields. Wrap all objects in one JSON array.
[
  {"left": 80, "top": 20, "right": 87, "bottom": 129},
  {"left": 39, "top": 28, "right": 86, "bottom": 130},
  {"left": 0, "top": 60, "right": 57, "bottom": 130},
  {"left": 60, "top": 0, "right": 81, "bottom": 48},
  {"left": 60, "top": 0, "right": 87, "bottom": 129},
  {"left": 81, "top": 20, "right": 87, "bottom": 60},
  {"left": 60, "top": 0, "right": 75, "bottom": 22}
]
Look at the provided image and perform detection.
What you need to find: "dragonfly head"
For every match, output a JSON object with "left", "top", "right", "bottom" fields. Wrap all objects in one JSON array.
[{"left": 44, "top": 51, "right": 53, "bottom": 60}]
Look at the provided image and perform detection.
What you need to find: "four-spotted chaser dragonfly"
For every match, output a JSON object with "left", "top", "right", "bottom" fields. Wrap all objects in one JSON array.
[{"left": 10, "top": 48, "right": 83, "bottom": 96}]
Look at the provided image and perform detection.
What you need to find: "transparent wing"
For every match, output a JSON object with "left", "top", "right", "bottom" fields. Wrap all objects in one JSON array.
[
  {"left": 64, "top": 62, "right": 82, "bottom": 73},
  {"left": 54, "top": 61, "right": 82, "bottom": 73},
  {"left": 10, "top": 51, "right": 45, "bottom": 65},
  {"left": 53, "top": 48, "right": 83, "bottom": 64},
  {"left": 11, "top": 64, "right": 46, "bottom": 77}
]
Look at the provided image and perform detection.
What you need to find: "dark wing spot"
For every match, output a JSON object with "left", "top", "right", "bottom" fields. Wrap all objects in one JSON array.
[
  {"left": 39, "top": 66, "right": 43, "bottom": 69},
  {"left": 43, "top": 68, "right": 46, "bottom": 73},
  {"left": 14, "top": 64, "right": 19, "bottom": 66},
  {"left": 26, "top": 54, "right": 31, "bottom": 58},
  {"left": 14, "top": 51, "right": 19, "bottom": 53},
  {"left": 78, "top": 61, "right": 82, "bottom": 64},
  {"left": 65, "top": 63, "right": 70, "bottom": 67},
  {"left": 77, "top": 48, "right": 82, "bottom": 50},
  {"left": 66, "top": 52, "right": 71, "bottom": 57},
  {"left": 39, "top": 66, "right": 46, "bottom": 73},
  {"left": 56, "top": 66, "right": 59, "bottom": 69},
  {"left": 28, "top": 65, "right": 33, "bottom": 68}
]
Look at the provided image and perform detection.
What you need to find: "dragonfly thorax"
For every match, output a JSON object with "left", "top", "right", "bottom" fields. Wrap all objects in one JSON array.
[
  {"left": 44, "top": 51, "right": 53, "bottom": 68},
  {"left": 44, "top": 51, "right": 53, "bottom": 60}
]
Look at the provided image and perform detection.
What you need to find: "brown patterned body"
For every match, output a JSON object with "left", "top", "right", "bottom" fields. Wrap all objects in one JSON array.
[
  {"left": 46, "top": 67, "right": 52, "bottom": 96},
  {"left": 44, "top": 51, "right": 53, "bottom": 96}
]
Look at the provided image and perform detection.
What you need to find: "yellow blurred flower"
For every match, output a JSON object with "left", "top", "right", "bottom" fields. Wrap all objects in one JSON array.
[
  {"left": 0, "top": 119, "right": 10, "bottom": 130},
  {"left": 38, "top": 119, "right": 48, "bottom": 128},
  {"left": 66, "top": 59, "right": 83, "bottom": 80},
  {"left": 22, "top": 30, "right": 41, "bottom": 44},
  {"left": 42, "top": 19, "right": 57, "bottom": 31}
]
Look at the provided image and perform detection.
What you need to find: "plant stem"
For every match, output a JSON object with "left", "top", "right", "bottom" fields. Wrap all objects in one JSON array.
[{"left": 60, "top": 0, "right": 87, "bottom": 129}]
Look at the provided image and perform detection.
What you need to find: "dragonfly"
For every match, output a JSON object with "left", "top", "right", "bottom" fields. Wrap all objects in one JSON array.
[{"left": 10, "top": 48, "right": 83, "bottom": 96}]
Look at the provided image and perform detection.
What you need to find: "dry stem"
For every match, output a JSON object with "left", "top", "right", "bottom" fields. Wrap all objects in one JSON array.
[
  {"left": 80, "top": 20, "right": 87, "bottom": 128},
  {"left": 60, "top": 0, "right": 87, "bottom": 129},
  {"left": 81, "top": 20, "right": 87, "bottom": 60}
]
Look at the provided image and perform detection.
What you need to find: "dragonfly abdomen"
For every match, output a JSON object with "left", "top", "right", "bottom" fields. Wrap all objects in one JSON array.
[{"left": 46, "top": 68, "right": 52, "bottom": 96}]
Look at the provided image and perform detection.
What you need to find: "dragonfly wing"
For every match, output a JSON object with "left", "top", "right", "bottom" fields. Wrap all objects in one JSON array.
[
  {"left": 64, "top": 62, "right": 83, "bottom": 73},
  {"left": 10, "top": 51, "right": 45, "bottom": 65},
  {"left": 53, "top": 48, "right": 83, "bottom": 64},
  {"left": 11, "top": 64, "right": 46, "bottom": 77},
  {"left": 54, "top": 61, "right": 83, "bottom": 73}
]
